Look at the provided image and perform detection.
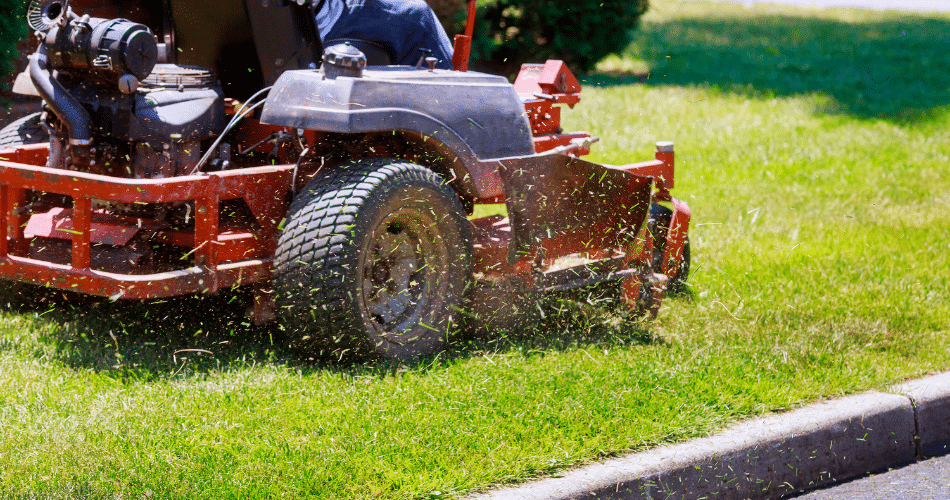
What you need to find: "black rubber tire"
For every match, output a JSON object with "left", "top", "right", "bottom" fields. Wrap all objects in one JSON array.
[
  {"left": 0, "top": 112, "right": 48, "bottom": 149},
  {"left": 274, "top": 158, "right": 473, "bottom": 361},
  {"left": 648, "top": 204, "right": 691, "bottom": 295}
]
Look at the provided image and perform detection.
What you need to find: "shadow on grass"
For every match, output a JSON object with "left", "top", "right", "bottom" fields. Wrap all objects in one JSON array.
[
  {"left": 0, "top": 279, "right": 671, "bottom": 379},
  {"left": 590, "top": 13, "right": 950, "bottom": 121},
  {"left": 0, "top": 282, "right": 282, "bottom": 378}
]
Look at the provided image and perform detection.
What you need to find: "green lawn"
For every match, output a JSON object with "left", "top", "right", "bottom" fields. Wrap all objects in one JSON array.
[{"left": 2, "top": 1, "right": 949, "bottom": 498}]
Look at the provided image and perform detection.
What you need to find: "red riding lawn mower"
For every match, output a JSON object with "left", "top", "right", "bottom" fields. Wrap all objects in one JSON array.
[{"left": 0, "top": 0, "right": 691, "bottom": 360}]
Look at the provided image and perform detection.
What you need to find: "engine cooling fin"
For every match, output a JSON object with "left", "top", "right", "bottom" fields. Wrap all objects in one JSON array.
[{"left": 142, "top": 65, "right": 218, "bottom": 89}]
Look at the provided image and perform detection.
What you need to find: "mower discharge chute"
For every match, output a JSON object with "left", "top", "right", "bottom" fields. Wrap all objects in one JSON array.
[{"left": 0, "top": 0, "right": 691, "bottom": 360}]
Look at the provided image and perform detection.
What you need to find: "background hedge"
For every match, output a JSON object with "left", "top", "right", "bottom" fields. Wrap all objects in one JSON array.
[
  {"left": 468, "top": 0, "right": 650, "bottom": 75},
  {"left": 0, "top": 0, "right": 28, "bottom": 88},
  {"left": 1, "top": 0, "right": 647, "bottom": 83},
  {"left": 426, "top": 0, "right": 469, "bottom": 33}
]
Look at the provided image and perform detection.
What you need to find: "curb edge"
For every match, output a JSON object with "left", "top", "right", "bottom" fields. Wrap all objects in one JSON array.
[{"left": 470, "top": 371, "right": 950, "bottom": 499}]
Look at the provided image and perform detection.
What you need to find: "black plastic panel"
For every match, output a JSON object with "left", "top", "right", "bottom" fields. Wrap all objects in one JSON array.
[{"left": 259, "top": 68, "right": 536, "bottom": 164}]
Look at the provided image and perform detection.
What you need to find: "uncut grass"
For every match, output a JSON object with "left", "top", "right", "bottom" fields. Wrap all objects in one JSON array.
[{"left": 2, "top": 1, "right": 950, "bottom": 498}]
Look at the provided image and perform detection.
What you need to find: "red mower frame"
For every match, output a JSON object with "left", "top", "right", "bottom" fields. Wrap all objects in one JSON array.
[{"left": 0, "top": 0, "right": 690, "bottom": 332}]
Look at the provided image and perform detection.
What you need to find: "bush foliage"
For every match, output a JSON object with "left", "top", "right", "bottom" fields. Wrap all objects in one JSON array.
[
  {"left": 0, "top": 1, "right": 642, "bottom": 81},
  {"left": 0, "top": 0, "right": 27, "bottom": 85},
  {"left": 426, "top": 0, "right": 469, "bottom": 33},
  {"left": 472, "top": 0, "right": 650, "bottom": 74}
]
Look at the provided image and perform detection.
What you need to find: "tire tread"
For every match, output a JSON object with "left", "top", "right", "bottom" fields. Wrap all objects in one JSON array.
[
  {"left": 274, "top": 158, "right": 471, "bottom": 359},
  {"left": 0, "top": 113, "right": 48, "bottom": 149}
]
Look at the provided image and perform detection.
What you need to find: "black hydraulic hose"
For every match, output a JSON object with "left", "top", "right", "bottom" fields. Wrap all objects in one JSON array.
[{"left": 29, "top": 44, "right": 93, "bottom": 146}]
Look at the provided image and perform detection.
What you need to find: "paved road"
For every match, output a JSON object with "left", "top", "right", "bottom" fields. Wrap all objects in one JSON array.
[
  {"left": 682, "top": 0, "right": 950, "bottom": 12},
  {"left": 796, "top": 454, "right": 950, "bottom": 499}
]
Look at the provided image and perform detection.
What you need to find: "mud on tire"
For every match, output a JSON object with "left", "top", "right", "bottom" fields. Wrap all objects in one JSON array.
[{"left": 274, "top": 158, "right": 472, "bottom": 361}]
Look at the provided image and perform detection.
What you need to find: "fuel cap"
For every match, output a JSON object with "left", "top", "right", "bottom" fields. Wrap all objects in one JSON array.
[{"left": 323, "top": 43, "right": 366, "bottom": 79}]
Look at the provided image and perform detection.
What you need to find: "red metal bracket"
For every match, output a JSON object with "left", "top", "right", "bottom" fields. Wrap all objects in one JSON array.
[
  {"left": 514, "top": 60, "right": 581, "bottom": 100},
  {"left": 615, "top": 142, "right": 676, "bottom": 190},
  {"left": 516, "top": 61, "right": 593, "bottom": 155},
  {"left": 25, "top": 207, "right": 140, "bottom": 246},
  {"left": 661, "top": 197, "right": 691, "bottom": 278},
  {"left": 451, "top": 0, "right": 477, "bottom": 71},
  {"left": 532, "top": 132, "right": 594, "bottom": 155}
]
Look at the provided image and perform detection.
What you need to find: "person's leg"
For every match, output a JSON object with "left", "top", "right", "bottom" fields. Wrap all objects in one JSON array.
[{"left": 395, "top": 0, "right": 454, "bottom": 68}]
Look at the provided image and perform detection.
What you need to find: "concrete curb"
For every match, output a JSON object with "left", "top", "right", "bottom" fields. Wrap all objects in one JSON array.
[
  {"left": 893, "top": 372, "right": 950, "bottom": 458},
  {"left": 469, "top": 372, "right": 950, "bottom": 500}
]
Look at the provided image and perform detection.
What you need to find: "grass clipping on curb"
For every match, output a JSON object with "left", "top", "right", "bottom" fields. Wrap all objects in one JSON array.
[{"left": 1, "top": 1, "right": 950, "bottom": 498}]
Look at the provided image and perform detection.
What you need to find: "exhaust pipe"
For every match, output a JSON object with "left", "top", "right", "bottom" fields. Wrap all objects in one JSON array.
[{"left": 29, "top": 44, "right": 93, "bottom": 147}]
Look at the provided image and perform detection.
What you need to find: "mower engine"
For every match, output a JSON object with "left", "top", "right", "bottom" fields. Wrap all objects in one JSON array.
[{"left": 28, "top": 0, "right": 225, "bottom": 179}]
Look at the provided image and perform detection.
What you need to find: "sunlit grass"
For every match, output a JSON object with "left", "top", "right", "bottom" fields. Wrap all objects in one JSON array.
[{"left": 0, "top": 1, "right": 948, "bottom": 498}]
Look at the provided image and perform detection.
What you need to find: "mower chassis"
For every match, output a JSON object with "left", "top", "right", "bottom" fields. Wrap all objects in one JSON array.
[
  {"left": 0, "top": 140, "right": 689, "bottom": 318},
  {"left": 0, "top": 144, "right": 289, "bottom": 303}
]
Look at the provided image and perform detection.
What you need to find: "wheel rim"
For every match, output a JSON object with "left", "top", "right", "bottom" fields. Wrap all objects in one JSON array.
[{"left": 360, "top": 206, "right": 447, "bottom": 339}]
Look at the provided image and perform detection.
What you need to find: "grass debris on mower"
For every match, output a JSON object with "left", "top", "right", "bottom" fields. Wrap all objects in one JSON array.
[{"left": 0, "top": 0, "right": 690, "bottom": 361}]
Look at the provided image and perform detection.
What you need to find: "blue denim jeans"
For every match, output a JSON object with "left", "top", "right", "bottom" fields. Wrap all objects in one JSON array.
[{"left": 318, "top": 0, "right": 454, "bottom": 68}]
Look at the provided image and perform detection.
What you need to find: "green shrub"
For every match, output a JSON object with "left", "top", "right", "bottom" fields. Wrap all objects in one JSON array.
[
  {"left": 471, "top": 0, "right": 649, "bottom": 75},
  {"left": 426, "top": 0, "right": 469, "bottom": 34},
  {"left": 0, "top": 0, "right": 28, "bottom": 84}
]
